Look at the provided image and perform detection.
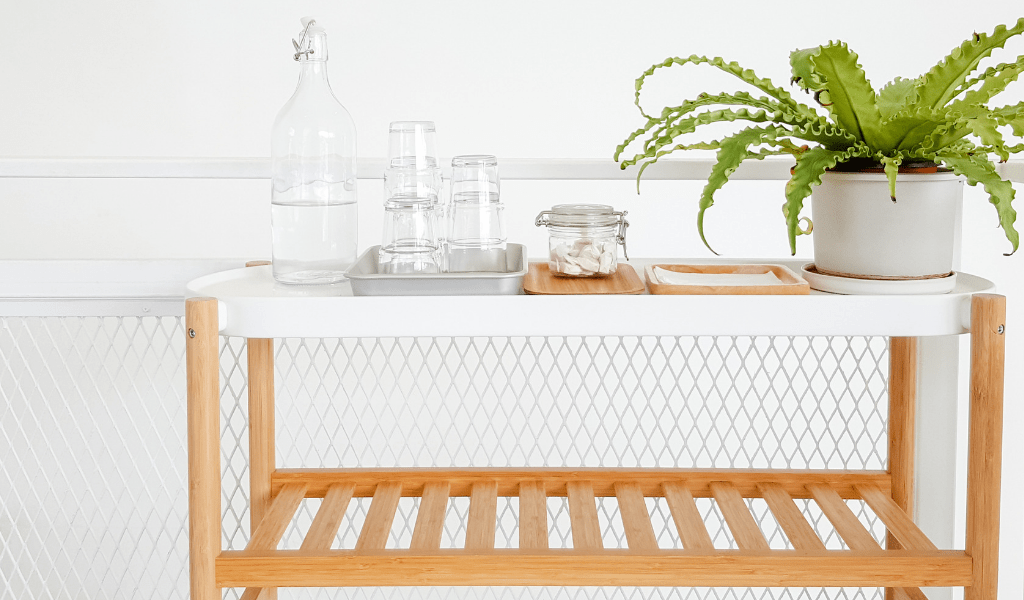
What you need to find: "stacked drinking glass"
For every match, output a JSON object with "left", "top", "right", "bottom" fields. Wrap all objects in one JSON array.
[
  {"left": 379, "top": 121, "right": 445, "bottom": 274},
  {"left": 447, "top": 155, "right": 506, "bottom": 272}
]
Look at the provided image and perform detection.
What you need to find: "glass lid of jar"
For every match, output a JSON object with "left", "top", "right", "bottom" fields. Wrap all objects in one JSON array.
[{"left": 539, "top": 204, "right": 620, "bottom": 227}]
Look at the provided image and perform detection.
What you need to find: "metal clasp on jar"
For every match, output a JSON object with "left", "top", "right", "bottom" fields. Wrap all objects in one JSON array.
[
  {"left": 533, "top": 211, "right": 554, "bottom": 228},
  {"left": 613, "top": 210, "right": 629, "bottom": 260}
]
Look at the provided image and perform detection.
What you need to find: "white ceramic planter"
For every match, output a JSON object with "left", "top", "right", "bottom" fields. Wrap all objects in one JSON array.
[{"left": 810, "top": 171, "right": 963, "bottom": 279}]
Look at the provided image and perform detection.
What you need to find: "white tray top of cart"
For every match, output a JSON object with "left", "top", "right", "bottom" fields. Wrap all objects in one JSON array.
[{"left": 185, "top": 259, "right": 995, "bottom": 339}]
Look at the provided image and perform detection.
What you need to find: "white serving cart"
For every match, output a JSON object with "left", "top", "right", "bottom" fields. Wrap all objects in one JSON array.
[{"left": 184, "top": 260, "right": 1005, "bottom": 600}]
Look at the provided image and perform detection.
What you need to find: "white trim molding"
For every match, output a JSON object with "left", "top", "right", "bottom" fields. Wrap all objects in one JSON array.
[
  {"left": 1, "top": 157, "right": 1022, "bottom": 182},
  {"left": 0, "top": 157, "right": 791, "bottom": 181}
]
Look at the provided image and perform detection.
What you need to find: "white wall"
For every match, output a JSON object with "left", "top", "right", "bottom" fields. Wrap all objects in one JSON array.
[{"left": 1, "top": 1, "right": 1021, "bottom": 597}]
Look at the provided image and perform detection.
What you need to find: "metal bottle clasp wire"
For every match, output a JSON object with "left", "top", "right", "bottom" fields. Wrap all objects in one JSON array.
[{"left": 292, "top": 19, "right": 317, "bottom": 61}]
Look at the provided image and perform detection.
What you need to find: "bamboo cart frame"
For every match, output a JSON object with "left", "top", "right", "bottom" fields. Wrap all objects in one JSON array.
[{"left": 185, "top": 271, "right": 1005, "bottom": 600}]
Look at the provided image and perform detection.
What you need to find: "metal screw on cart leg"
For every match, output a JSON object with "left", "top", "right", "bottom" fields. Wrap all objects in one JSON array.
[
  {"left": 189, "top": 329, "right": 196, "bottom": 338},
  {"left": 997, "top": 324, "right": 1005, "bottom": 334}
]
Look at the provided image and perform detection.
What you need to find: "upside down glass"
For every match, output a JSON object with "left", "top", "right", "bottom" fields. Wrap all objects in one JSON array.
[
  {"left": 447, "top": 155, "right": 505, "bottom": 272},
  {"left": 384, "top": 121, "right": 445, "bottom": 269},
  {"left": 384, "top": 166, "right": 443, "bottom": 204},
  {"left": 378, "top": 199, "right": 443, "bottom": 274},
  {"left": 388, "top": 121, "right": 439, "bottom": 169}
]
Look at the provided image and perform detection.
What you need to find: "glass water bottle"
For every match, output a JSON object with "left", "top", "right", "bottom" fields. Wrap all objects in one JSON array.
[{"left": 271, "top": 17, "right": 358, "bottom": 284}]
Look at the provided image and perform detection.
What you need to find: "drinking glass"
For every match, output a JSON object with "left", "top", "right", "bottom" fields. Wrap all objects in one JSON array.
[
  {"left": 378, "top": 198, "right": 443, "bottom": 274},
  {"left": 447, "top": 155, "right": 505, "bottom": 272},
  {"left": 384, "top": 121, "right": 446, "bottom": 269},
  {"left": 388, "top": 121, "right": 439, "bottom": 169},
  {"left": 449, "top": 154, "right": 499, "bottom": 203},
  {"left": 384, "top": 165, "right": 443, "bottom": 204}
]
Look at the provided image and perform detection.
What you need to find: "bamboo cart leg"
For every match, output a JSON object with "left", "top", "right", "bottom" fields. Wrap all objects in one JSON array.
[
  {"left": 187, "top": 297, "right": 221, "bottom": 600},
  {"left": 965, "top": 294, "right": 1006, "bottom": 600},
  {"left": 245, "top": 338, "right": 275, "bottom": 599},
  {"left": 886, "top": 337, "right": 917, "bottom": 600},
  {"left": 244, "top": 261, "right": 278, "bottom": 600}
]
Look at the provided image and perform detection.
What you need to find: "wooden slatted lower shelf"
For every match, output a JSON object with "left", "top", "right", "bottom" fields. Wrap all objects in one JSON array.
[
  {"left": 218, "top": 550, "right": 970, "bottom": 588},
  {"left": 219, "top": 468, "right": 971, "bottom": 591}
]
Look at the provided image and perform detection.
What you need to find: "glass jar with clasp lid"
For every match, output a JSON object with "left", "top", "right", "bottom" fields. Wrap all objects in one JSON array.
[{"left": 535, "top": 204, "right": 629, "bottom": 277}]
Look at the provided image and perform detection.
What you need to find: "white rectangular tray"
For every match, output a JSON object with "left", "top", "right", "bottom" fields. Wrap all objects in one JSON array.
[{"left": 345, "top": 244, "right": 527, "bottom": 296}]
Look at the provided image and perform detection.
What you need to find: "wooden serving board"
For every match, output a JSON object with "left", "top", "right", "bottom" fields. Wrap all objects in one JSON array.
[
  {"left": 524, "top": 263, "right": 645, "bottom": 295},
  {"left": 645, "top": 264, "right": 809, "bottom": 295}
]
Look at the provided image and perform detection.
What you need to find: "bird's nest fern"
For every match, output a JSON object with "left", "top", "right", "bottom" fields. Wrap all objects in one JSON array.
[{"left": 615, "top": 19, "right": 1024, "bottom": 255}]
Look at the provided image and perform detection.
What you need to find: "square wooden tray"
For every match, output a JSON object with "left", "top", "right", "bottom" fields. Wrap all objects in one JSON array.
[
  {"left": 524, "top": 263, "right": 645, "bottom": 295},
  {"left": 645, "top": 264, "right": 810, "bottom": 295}
]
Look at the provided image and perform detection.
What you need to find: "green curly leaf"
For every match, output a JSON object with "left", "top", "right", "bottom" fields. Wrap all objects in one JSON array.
[
  {"left": 642, "top": 107, "right": 778, "bottom": 154},
  {"left": 890, "top": 110, "right": 945, "bottom": 152},
  {"left": 789, "top": 42, "right": 888, "bottom": 149},
  {"left": 910, "top": 18, "right": 1024, "bottom": 110},
  {"left": 936, "top": 154, "right": 1019, "bottom": 254},
  {"left": 629, "top": 91, "right": 813, "bottom": 156},
  {"left": 953, "top": 56, "right": 1024, "bottom": 98},
  {"left": 991, "top": 102, "right": 1024, "bottom": 136},
  {"left": 783, "top": 146, "right": 869, "bottom": 254},
  {"left": 696, "top": 126, "right": 785, "bottom": 253},
  {"left": 631, "top": 105, "right": 855, "bottom": 167},
  {"left": 951, "top": 56, "right": 1024, "bottom": 110},
  {"left": 618, "top": 108, "right": 779, "bottom": 170},
  {"left": 643, "top": 107, "right": 854, "bottom": 161},
  {"left": 614, "top": 93, "right": 761, "bottom": 161},
  {"left": 880, "top": 154, "right": 904, "bottom": 200},
  {"left": 633, "top": 55, "right": 819, "bottom": 121},
  {"left": 631, "top": 138, "right": 808, "bottom": 190},
  {"left": 1009, "top": 117, "right": 1024, "bottom": 138},
  {"left": 919, "top": 112, "right": 973, "bottom": 154},
  {"left": 877, "top": 77, "right": 920, "bottom": 120},
  {"left": 619, "top": 104, "right": 859, "bottom": 180},
  {"left": 633, "top": 141, "right": 723, "bottom": 188},
  {"left": 969, "top": 114, "right": 1009, "bottom": 160}
]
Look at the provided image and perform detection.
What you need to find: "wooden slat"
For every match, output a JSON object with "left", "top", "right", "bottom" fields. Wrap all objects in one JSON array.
[
  {"left": 566, "top": 481, "right": 602, "bottom": 550},
  {"left": 239, "top": 588, "right": 270, "bottom": 600},
  {"left": 410, "top": 482, "right": 450, "bottom": 551},
  {"left": 807, "top": 483, "right": 880, "bottom": 551},
  {"left": 186, "top": 297, "right": 221, "bottom": 600},
  {"left": 856, "top": 485, "right": 936, "bottom": 550},
  {"left": 614, "top": 482, "right": 658, "bottom": 550},
  {"left": 464, "top": 481, "right": 498, "bottom": 549},
  {"left": 217, "top": 549, "right": 973, "bottom": 588},
  {"left": 887, "top": 336, "right": 917, "bottom": 600},
  {"left": 519, "top": 480, "right": 548, "bottom": 549},
  {"left": 247, "top": 483, "right": 307, "bottom": 550},
  {"left": 662, "top": 481, "right": 714, "bottom": 550},
  {"left": 758, "top": 483, "right": 825, "bottom": 551},
  {"left": 300, "top": 483, "right": 354, "bottom": 551},
  {"left": 710, "top": 482, "right": 769, "bottom": 551},
  {"left": 965, "top": 294, "right": 1006, "bottom": 600},
  {"left": 247, "top": 337, "right": 276, "bottom": 536},
  {"left": 355, "top": 482, "right": 402, "bottom": 551},
  {"left": 246, "top": 332, "right": 277, "bottom": 600},
  {"left": 272, "top": 468, "right": 890, "bottom": 499},
  {"left": 888, "top": 337, "right": 917, "bottom": 544},
  {"left": 892, "top": 588, "right": 929, "bottom": 600}
]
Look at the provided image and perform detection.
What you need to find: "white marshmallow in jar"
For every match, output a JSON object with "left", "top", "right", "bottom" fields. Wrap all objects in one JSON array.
[{"left": 535, "top": 204, "right": 629, "bottom": 277}]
